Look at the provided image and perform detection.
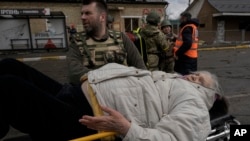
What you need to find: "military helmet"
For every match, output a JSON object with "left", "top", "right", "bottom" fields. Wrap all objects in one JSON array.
[
  {"left": 107, "top": 15, "right": 114, "bottom": 24},
  {"left": 146, "top": 11, "right": 161, "bottom": 25},
  {"left": 161, "top": 19, "right": 172, "bottom": 28}
]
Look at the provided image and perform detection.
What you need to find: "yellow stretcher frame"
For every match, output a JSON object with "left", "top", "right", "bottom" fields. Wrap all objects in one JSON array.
[
  {"left": 69, "top": 132, "right": 116, "bottom": 141},
  {"left": 71, "top": 76, "right": 117, "bottom": 141}
]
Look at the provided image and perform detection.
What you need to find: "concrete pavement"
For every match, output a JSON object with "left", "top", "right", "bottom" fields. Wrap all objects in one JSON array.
[{"left": 198, "top": 48, "right": 250, "bottom": 124}]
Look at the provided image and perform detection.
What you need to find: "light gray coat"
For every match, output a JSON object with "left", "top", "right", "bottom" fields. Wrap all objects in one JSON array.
[{"left": 85, "top": 63, "right": 215, "bottom": 141}]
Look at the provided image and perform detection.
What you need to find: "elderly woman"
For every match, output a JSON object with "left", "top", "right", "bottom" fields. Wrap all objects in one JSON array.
[
  {"left": 79, "top": 63, "right": 225, "bottom": 141},
  {"left": 0, "top": 58, "right": 227, "bottom": 141}
]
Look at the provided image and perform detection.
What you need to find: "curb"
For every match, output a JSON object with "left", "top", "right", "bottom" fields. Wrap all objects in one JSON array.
[
  {"left": 199, "top": 44, "right": 250, "bottom": 51},
  {"left": 16, "top": 55, "right": 66, "bottom": 62},
  {"left": 227, "top": 93, "right": 250, "bottom": 99},
  {"left": 15, "top": 45, "right": 250, "bottom": 62}
]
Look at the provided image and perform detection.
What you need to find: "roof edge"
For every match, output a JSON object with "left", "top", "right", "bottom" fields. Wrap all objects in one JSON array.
[{"left": 213, "top": 12, "right": 250, "bottom": 17}]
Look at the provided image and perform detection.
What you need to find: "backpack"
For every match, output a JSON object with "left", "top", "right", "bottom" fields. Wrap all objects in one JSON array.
[{"left": 126, "top": 28, "right": 147, "bottom": 64}]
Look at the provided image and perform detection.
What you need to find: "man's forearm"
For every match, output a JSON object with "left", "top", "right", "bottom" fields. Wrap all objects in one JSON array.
[
  {"left": 176, "top": 28, "right": 193, "bottom": 56},
  {"left": 121, "top": 33, "right": 147, "bottom": 70},
  {"left": 67, "top": 45, "right": 90, "bottom": 84}
]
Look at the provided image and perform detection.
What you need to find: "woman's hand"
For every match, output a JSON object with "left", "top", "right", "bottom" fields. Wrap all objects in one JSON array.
[{"left": 79, "top": 105, "right": 131, "bottom": 136}]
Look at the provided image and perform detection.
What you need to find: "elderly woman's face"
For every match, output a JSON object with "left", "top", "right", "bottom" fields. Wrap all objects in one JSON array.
[{"left": 184, "top": 73, "right": 213, "bottom": 88}]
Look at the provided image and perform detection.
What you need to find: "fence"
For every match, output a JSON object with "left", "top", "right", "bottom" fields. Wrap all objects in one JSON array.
[{"left": 198, "top": 29, "right": 250, "bottom": 47}]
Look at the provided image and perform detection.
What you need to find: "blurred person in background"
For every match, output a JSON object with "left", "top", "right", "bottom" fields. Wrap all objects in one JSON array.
[
  {"left": 139, "top": 11, "right": 170, "bottom": 71},
  {"left": 160, "top": 19, "right": 177, "bottom": 73},
  {"left": 173, "top": 11, "right": 199, "bottom": 75}
]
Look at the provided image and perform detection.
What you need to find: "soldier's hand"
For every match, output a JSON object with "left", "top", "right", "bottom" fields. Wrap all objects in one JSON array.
[{"left": 174, "top": 55, "right": 178, "bottom": 60}]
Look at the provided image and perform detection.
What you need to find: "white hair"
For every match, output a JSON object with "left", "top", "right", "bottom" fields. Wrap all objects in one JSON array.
[{"left": 193, "top": 70, "right": 224, "bottom": 96}]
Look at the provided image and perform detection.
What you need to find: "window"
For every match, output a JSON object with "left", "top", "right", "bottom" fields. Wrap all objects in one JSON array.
[
  {"left": 239, "top": 21, "right": 250, "bottom": 31},
  {"left": 124, "top": 18, "right": 139, "bottom": 32},
  {"left": 199, "top": 23, "right": 205, "bottom": 28}
]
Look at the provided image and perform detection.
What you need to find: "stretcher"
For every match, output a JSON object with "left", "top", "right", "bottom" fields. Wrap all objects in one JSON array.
[
  {"left": 69, "top": 80, "right": 117, "bottom": 141},
  {"left": 206, "top": 114, "right": 240, "bottom": 141},
  {"left": 69, "top": 132, "right": 116, "bottom": 141}
]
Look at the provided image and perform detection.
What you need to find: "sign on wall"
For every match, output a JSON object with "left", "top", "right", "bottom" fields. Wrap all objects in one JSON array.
[
  {"left": 0, "top": 8, "right": 50, "bottom": 16},
  {"left": 0, "top": 9, "right": 68, "bottom": 50}
]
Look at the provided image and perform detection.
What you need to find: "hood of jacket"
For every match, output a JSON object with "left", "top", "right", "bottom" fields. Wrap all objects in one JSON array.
[{"left": 187, "top": 80, "right": 216, "bottom": 110}]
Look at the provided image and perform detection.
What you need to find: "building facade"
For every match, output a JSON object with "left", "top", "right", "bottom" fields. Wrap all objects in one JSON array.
[
  {"left": 186, "top": 0, "right": 250, "bottom": 45},
  {"left": 0, "top": 0, "right": 168, "bottom": 50}
]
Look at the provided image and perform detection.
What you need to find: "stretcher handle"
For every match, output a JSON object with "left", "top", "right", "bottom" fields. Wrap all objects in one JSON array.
[{"left": 69, "top": 132, "right": 116, "bottom": 141}]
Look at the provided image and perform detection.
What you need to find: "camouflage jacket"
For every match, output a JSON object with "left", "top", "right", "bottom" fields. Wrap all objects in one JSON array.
[
  {"left": 139, "top": 25, "right": 170, "bottom": 70},
  {"left": 140, "top": 24, "right": 169, "bottom": 54}
]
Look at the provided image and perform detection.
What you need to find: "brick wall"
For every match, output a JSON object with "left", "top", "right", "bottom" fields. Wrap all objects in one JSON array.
[
  {"left": 1, "top": 2, "right": 166, "bottom": 32},
  {"left": 196, "top": 0, "right": 250, "bottom": 44}
]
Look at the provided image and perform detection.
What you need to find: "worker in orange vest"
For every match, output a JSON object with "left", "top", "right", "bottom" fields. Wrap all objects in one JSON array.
[{"left": 173, "top": 12, "right": 199, "bottom": 75}]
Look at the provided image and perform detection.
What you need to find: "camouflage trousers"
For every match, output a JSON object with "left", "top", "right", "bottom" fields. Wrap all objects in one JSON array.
[
  {"left": 159, "top": 59, "right": 175, "bottom": 73},
  {"left": 147, "top": 54, "right": 159, "bottom": 71}
]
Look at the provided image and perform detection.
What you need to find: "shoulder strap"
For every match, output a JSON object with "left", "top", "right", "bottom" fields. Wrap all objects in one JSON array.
[
  {"left": 108, "top": 30, "right": 121, "bottom": 44},
  {"left": 113, "top": 30, "right": 118, "bottom": 44},
  {"left": 133, "top": 27, "right": 141, "bottom": 34}
]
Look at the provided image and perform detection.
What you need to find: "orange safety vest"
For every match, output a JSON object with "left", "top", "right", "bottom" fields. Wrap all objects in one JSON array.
[{"left": 174, "top": 24, "right": 198, "bottom": 58}]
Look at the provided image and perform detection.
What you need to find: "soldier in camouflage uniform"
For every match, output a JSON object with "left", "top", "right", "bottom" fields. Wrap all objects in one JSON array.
[
  {"left": 139, "top": 11, "right": 170, "bottom": 71},
  {"left": 160, "top": 19, "right": 177, "bottom": 73},
  {"left": 67, "top": 0, "right": 146, "bottom": 85},
  {"left": 107, "top": 14, "right": 114, "bottom": 29}
]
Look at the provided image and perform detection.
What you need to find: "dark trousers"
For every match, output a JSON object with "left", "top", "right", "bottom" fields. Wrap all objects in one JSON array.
[
  {"left": 0, "top": 58, "right": 96, "bottom": 141},
  {"left": 174, "top": 57, "right": 197, "bottom": 75}
]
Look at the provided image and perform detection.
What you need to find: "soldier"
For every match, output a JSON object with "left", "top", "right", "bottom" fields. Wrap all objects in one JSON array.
[
  {"left": 67, "top": 0, "right": 146, "bottom": 85},
  {"left": 139, "top": 11, "right": 170, "bottom": 71},
  {"left": 160, "top": 19, "right": 177, "bottom": 73},
  {"left": 107, "top": 14, "right": 114, "bottom": 29}
]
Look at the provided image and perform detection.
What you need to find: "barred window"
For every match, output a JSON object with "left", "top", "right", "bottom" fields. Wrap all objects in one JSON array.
[{"left": 124, "top": 18, "right": 139, "bottom": 32}]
